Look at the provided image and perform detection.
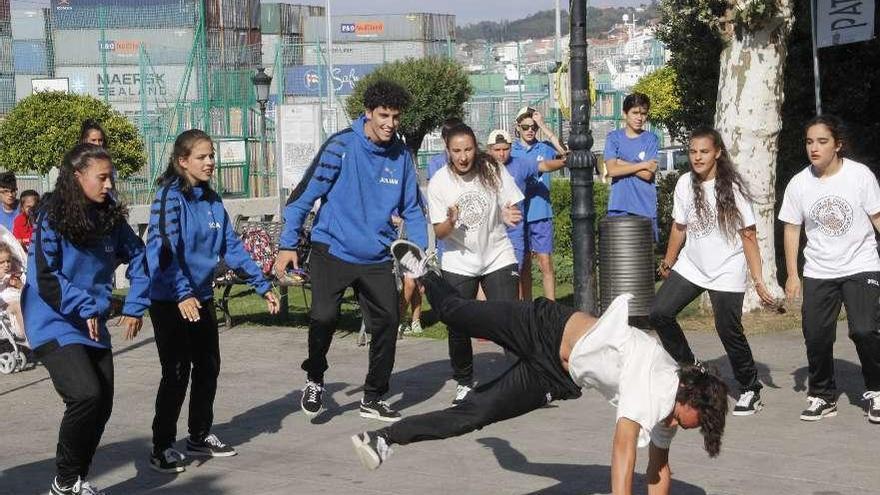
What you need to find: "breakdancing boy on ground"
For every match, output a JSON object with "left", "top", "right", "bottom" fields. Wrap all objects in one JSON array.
[{"left": 352, "top": 240, "right": 729, "bottom": 494}]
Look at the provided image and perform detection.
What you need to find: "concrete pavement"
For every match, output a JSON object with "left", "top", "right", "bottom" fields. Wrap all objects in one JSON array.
[{"left": 1, "top": 319, "right": 877, "bottom": 494}]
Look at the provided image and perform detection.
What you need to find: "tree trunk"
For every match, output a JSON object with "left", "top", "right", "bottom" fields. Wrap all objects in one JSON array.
[{"left": 714, "top": 3, "right": 794, "bottom": 312}]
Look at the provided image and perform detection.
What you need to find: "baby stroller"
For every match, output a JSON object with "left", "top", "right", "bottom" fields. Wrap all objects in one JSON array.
[
  {"left": 0, "top": 225, "right": 30, "bottom": 374},
  {"left": 0, "top": 312, "right": 29, "bottom": 374}
]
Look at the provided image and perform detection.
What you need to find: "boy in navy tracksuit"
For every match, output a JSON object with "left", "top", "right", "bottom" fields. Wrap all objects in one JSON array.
[
  {"left": 24, "top": 144, "right": 149, "bottom": 495},
  {"left": 275, "top": 80, "right": 428, "bottom": 422},
  {"left": 146, "top": 130, "right": 278, "bottom": 473}
]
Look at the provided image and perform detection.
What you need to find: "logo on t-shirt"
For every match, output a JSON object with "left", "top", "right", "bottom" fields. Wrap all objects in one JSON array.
[
  {"left": 456, "top": 190, "right": 490, "bottom": 230},
  {"left": 686, "top": 201, "right": 717, "bottom": 239},
  {"left": 809, "top": 196, "right": 853, "bottom": 237}
]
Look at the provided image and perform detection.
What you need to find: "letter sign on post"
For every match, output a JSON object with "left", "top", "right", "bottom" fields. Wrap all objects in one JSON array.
[{"left": 817, "top": 0, "right": 875, "bottom": 47}]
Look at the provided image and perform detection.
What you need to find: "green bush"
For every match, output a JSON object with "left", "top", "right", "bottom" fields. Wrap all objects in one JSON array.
[
  {"left": 550, "top": 178, "right": 609, "bottom": 284},
  {"left": 549, "top": 174, "right": 677, "bottom": 283},
  {"left": 0, "top": 91, "right": 146, "bottom": 176}
]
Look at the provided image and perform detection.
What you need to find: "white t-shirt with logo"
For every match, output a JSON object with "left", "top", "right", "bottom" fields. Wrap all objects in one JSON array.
[
  {"left": 427, "top": 165, "right": 523, "bottom": 277},
  {"left": 778, "top": 158, "right": 880, "bottom": 279},
  {"left": 568, "top": 294, "right": 679, "bottom": 449},
  {"left": 671, "top": 172, "right": 756, "bottom": 292}
]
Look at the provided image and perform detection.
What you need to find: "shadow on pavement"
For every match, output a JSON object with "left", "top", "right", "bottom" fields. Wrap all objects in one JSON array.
[
  {"left": 792, "top": 358, "right": 868, "bottom": 408},
  {"left": 477, "top": 437, "right": 708, "bottom": 495},
  {"left": 703, "top": 355, "right": 781, "bottom": 399}
]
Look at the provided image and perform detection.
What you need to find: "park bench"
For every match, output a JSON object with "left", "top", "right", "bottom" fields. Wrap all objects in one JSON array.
[{"left": 213, "top": 215, "right": 313, "bottom": 327}]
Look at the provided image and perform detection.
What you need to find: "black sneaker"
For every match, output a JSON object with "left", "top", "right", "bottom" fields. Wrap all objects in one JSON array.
[
  {"left": 149, "top": 447, "right": 186, "bottom": 473},
  {"left": 360, "top": 399, "right": 401, "bottom": 422},
  {"left": 301, "top": 380, "right": 324, "bottom": 417},
  {"left": 350, "top": 431, "right": 393, "bottom": 471},
  {"left": 863, "top": 391, "right": 880, "bottom": 424},
  {"left": 452, "top": 384, "right": 473, "bottom": 406},
  {"left": 800, "top": 396, "right": 837, "bottom": 421},
  {"left": 732, "top": 390, "right": 763, "bottom": 416},
  {"left": 186, "top": 433, "right": 237, "bottom": 457},
  {"left": 391, "top": 240, "right": 431, "bottom": 278},
  {"left": 50, "top": 477, "right": 105, "bottom": 495}
]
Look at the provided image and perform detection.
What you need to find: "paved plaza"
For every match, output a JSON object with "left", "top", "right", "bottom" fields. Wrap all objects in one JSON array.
[{"left": 1, "top": 318, "right": 878, "bottom": 494}]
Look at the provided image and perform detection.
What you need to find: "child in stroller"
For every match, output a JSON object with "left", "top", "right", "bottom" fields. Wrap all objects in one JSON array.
[{"left": 0, "top": 225, "right": 29, "bottom": 373}]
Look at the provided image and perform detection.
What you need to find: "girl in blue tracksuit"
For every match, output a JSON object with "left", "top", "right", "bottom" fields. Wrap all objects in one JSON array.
[
  {"left": 145, "top": 129, "right": 279, "bottom": 473},
  {"left": 23, "top": 144, "right": 150, "bottom": 495}
]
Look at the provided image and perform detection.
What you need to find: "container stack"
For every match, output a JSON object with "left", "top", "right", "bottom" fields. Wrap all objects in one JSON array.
[
  {"left": 301, "top": 13, "right": 455, "bottom": 66},
  {"left": 11, "top": 2, "right": 51, "bottom": 103},
  {"left": 0, "top": 0, "right": 12, "bottom": 113},
  {"left": 205, "top": 0, "right": 260, "bottom": 69},
  {"left": 49, "top": 0, "right": 199, "bottom": 116},
  {"left": 261, "top": 2, "right": 324, "bottom": 69}
]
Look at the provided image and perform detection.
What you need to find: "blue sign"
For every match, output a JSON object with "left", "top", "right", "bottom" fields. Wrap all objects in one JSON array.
[{"left": 285, "top": 64, "right": 379, "bottom": 96}]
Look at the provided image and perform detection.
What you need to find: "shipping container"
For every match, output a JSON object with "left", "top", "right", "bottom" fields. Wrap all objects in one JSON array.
[
  {"left": 261, "top": 3, "right": 323, "bottom": 35},
  {"left": 53, "top": 28, "right": 195, "bottom": 65},
  {"left": 14, "top": 73, "right": 44, "bottom": 100},
  {"left": 11, "top": 8, "right": 46, "bottom": 40},
  {"left": 301, "top": 40, "right": 454, "bottom": 66},
  {"left": 56, "top": 64, "right": 198, "bottom": 103},
  {"left": 284, "top": 63, "right": 378, "bottom": 96},
  {"left": 0, "top": 74, "right": 14, "bottom": 113},
  {"left": 13, "top": 39, "right": 47, "bottom": 73},
  {"left": 205, "top": 0, "right": 258, "bottom": 31},
  {"left": 50, "top": 0, "right": 197, "bottom": 30},
  {"left": 0, "top": 36, "right": 12, "bottom": 73},
  {"left": 262, "top": 33, "right": 304, "bottom": 68},
  {"left": 303, "top": 13, "right": 455, "bottom": 43},
  {"left": 206, "top": 27, "right": 260, "bottom": 68}
]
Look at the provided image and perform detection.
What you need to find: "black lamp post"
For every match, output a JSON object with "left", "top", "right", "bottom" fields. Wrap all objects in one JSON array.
[
  {"left": 252, "top": 67, "right": 272, "bottom": 197},
  {"left": 567, "top": 0, "right": 597, "bottom": 314}
]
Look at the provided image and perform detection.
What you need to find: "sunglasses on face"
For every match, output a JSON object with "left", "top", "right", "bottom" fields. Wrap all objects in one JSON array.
[{"left": 519, "top": 124, "right": 539, "bottom": 131}]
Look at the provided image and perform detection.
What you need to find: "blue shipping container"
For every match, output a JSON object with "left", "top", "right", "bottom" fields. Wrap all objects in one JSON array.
[
  {"left": 13, "top": 40, "right": 48, "bottom": 74},
  {"left": 285, "top": 64, "right": 378, "bottom": 96},
  {"left": 50, "top": 0, "right": 197, "bottom": 30}
]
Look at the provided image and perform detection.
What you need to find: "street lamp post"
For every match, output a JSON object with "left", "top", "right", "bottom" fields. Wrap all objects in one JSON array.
[
  {"left": 567, "top": 0, "right": 597, "bottom": 314},
  {"left": 252, "top": 67, "right": 272, "bottom": 198}
]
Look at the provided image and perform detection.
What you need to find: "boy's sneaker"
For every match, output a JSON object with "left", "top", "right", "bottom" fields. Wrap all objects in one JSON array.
[
  {"left": 406, "top": 319, "right": 423, "bottom": 335},
  {"left": 391, "top": 240, "right": 432, "bottom": 278},
  {"left": 186, "top": 434, "right": 236, "bottom": 457},
  {"left": 149, "top": 447, "right": 186, "bottom": 473},
  {"left": 452, "top": 384, "right": 473, "bottom": 405},
  {"left": 351, "top": 431, "right": 393, "bottom": 471},
  {"left": 360, "top": 399, "right": 401, "bottom": 422},
  {"left": 863, "top": 390, "right": 880, "bottom": 424},
  {"left": 800, "top": 396, "right": 837, "bottom": 421},
  {"left": 301, "top": 380, "right": 324, "bottom": 417},
  {"left": 51, "top": 477, "right": 105, "bottom": 495},
  {"left": 398, "top": 321, "right": 409, "bottom": 339},
  {"left": 732, "top": 390, "right": 763, "bottom": 416}
]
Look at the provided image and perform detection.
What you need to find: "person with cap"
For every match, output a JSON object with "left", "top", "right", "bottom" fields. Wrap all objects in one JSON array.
[
  {"left": 486, "top": 129, "right": 567, "bottom": 299},
  {"left": 604, "top": 92, "right": 661, "bottom": 238},
  {"left": 0, "top": 172, "right": 20, "bottom": 231},
  {"left": 426, "top": 123, "right": 524, "bottom": 405},
  {"left": 511, "top": 106, "right": 566, "bottom": 301}
]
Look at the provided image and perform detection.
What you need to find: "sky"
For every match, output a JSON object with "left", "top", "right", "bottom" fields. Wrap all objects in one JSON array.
[{"left": 282, "top": 0, "right": 647, "bottom": 24}]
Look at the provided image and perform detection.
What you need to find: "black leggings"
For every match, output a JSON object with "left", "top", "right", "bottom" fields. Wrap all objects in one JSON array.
[
  {"left": 150, "top": 300, "right": 220, "bottom": 451},
  {"left": 39, "top": 343, "right": 114, "bottom": 486},
  {"left": 379, "top": 273, "right": 581, "bottom": 446},
  {"left": 442, "top": 265, "right": 519, "bottom": 385}
]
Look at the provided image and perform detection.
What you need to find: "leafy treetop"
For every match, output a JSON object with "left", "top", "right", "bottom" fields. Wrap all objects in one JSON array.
[{"left": 0, "top": 91, "right": 146, "bottom": 176}]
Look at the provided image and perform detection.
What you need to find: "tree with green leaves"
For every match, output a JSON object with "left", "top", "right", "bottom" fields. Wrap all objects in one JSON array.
[
  {"left": 345, "top": 57, "right": 473, "bottom": 159},
  {"left": 0, "top": 92, "right": 146, "bottom": 177},
  {"left": 633, "top": 66, "right": 681, "bottom": 139},
  {"left": 657, "top": 0, "right": 795, "bottom": 310}
]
